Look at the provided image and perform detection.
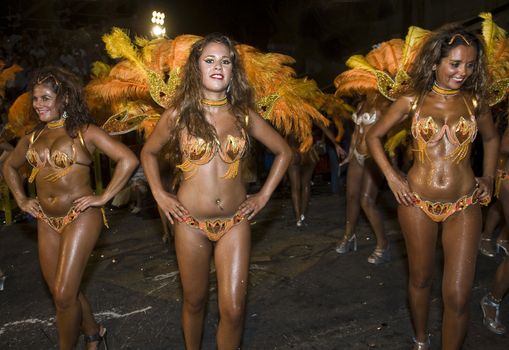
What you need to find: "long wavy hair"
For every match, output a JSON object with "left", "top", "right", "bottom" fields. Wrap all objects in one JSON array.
[
  {"left": 29, "top": 66, "right": 95, "bottom": 137},
  {"left": 167, "top": 33, "right": 256, "bottom": 167},
  {"left": 409, "top": 23, "right": 488, "bottom": 100}
]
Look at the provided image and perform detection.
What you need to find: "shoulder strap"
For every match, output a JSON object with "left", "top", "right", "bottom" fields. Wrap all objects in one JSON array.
[{"left": 76, "top": 129, "right": 93, "bottom": 160}]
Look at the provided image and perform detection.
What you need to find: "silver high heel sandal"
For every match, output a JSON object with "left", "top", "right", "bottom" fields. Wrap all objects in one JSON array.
[
  {"left": 479, "top": 236, "right": 496, "bottom": 257},
  {"left": 84, "top": 324, "right": 108, "bottom": 349},
  {"left": 335, "top": 234, "right": 357, "bottom": 254},
  {"left": 412, "top": 335, "right": 430, "bottom": 350},
  {"left": 496, "top": 239, "right": 509, "bottom": 256},
  {"left": 480, "top": 293, "right": 506, "bottom": 334},
  {"left": 367, "top": 244, "right": 391, "bottom": 264}
]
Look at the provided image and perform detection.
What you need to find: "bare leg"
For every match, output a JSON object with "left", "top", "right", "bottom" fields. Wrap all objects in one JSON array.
[
  {"left": 480, "top": 200, "right": 503, "bottom": 256},
  {"left": 300, "top": 151, "right": 318, "bottom": 219},
  {"left": 214, "top": 221, "right": 251, "bottom": 350},
  {"left": 398, "top": 204, "right": 438, "bottom": 343},
  {"left": 38, "top": 208, "right": 103, "bottom": 350},
  {"left": 441, "top": 204, "right": 481, "bottom": 350},
  {"left": 174, "top": 223, "right": 212, "bottom": 350},
  {"left": 343, "top": 158, "right": 364, "bottom": 240},
  {"left": 287, "top": 151, "right": 302, "bottom": 222},
  {"left": 360, "top": 159, "right": 387, "bottom": 250}
]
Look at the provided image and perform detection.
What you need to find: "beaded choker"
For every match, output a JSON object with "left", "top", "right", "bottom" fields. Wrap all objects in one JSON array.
[
  {"left": 432, "top": 82, "right": 459, "bottom": 96},
  {"left": 202, "top": 97, "right": 227, "bottom": 107},
  {"left": 47, "top": 118, "right": 65, "bottom": 129}
]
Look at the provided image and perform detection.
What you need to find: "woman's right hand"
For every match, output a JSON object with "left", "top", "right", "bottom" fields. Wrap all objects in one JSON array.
[
  {"left": 18, "top": 198, "right": 41, "bottom": 218},
  {"left": 387, "top": 173, "right": 413, "bottom": 206},
  {"left": 339, "top": 152, "right": 352, "bottom": 167},
  {"left": 154, "top": 191, "right": 189, "bottom": 224}
]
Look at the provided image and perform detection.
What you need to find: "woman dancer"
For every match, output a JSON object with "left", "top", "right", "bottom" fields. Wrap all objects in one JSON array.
[
  {"left": 367, "top": 24, "right": 499, "bottom": 349},
  {"left": 336, "top": 91, "right": 391, "bottom": 264},
  {"left": 141, "top": 33, "right": 291, "bottom": 349},
  {"left": 2, "top": 66, "right": 138, "bottom": 349}
]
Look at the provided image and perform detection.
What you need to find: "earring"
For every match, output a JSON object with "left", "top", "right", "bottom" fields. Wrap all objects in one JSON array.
[
  {"left": 226, "top": 83, "right": 231, "bottom": 94},
  {"left": 62, "top": 111, "right": 69, "bottom": 119}
]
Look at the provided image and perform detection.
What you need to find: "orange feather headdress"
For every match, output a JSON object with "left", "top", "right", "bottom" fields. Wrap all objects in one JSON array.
[{"left": 88, "top": 27, "right": 328, "bottom": 150}]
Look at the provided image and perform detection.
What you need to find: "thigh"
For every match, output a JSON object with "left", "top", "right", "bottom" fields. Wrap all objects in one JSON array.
[
  {"left": 214, "top": 221, "right": 251, "bottom": 307},
  {"left": 38, "top": 221, "right": 63, "bottom": 289},
  {"left": 346, "top": 159, "right": 363, "bottom": 199},
  {"left": 360, "top": 161, "right": 383, "bottom": 199},
  {"left": 54, "top": 208, "right": 103, "bottom": 292},
  {"left": 498, "top": 180, "right": 509, "bottom": 221},
  {"left": 398, "top": 204, "right": 438, "bottom": 279},
  {"left": 174, "top": 223, "right": 212, "bottom": 299},
  {"left": 441, "top": 204, "right": 482, "bottom": 290}
]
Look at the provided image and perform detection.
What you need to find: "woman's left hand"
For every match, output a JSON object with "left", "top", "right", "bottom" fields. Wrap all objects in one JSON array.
[
  {"left": 476, "top": 176, "right": 493, "bottom": 205},
  {"left": 238, "top": 193, "right": 269, "bottom": 220},
  {"left": 73, "top": 195, "right": 107, "bottom": 212}
]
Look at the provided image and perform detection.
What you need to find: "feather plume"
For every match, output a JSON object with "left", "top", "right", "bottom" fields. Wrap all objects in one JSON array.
[
  {"left": 366, "top": 39, "right": 404, "bottom": 75},
  {"left": 334, "top": 69, "right": 378, "bottom": 97},
  {"left": 0, "top": 64, "right": 22, "bottom": 99},
  {"left": 480, "top": 12, "right": 507, "bottom": 64},
  {"left": 90, "top": 61, "right": 111, "bottom": 79},
  {"left": 5, "top": 93, "right": 38, "bottom": 138},
  {"left": 400, "top": 26, "right": 430, "bottom": 71}
]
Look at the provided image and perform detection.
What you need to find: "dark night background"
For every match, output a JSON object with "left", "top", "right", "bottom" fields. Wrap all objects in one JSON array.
[{"left": 2, "top": 0, "right": 509, "bottom": 89}]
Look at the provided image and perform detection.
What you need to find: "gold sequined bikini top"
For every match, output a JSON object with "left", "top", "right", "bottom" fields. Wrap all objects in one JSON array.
[
  {"left": 411, "top": 95, "right": 477, "bottom": 163},
  {"left": 176, "top": 119, "right": 249, "bottom": 180},
  {"left": 26, "top": 128, "right": 92, "bottom": 182}
]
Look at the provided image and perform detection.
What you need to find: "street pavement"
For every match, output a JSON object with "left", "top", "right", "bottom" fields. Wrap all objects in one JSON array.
[{"left": 0, "top": 183, "right": 508, "bottom": 349}]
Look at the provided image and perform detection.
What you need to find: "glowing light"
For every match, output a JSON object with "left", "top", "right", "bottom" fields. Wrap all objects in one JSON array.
[{"left": 150, "top": 10, "right": 166, "bottom": 38}]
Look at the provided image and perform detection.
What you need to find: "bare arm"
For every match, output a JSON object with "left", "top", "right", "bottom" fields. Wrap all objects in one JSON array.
[
  {"left": 73, "top": 124, "right": 139, "bottom": 211},
  {"left": 366, "top": 96, "right": 413, "bottom": 205},
  {"left": 238, "top": 111, "right": 292, "bottom": 219},
  {"left": 141, "top": 109, "right": 188, "bottom": 224},
  {"left": 476, "top": 102, "right": 499, "bottom": 200},
  {"left": 2, "top": 135, "right": 41, "bottom": 216},
  {"left": 500, "top": 126, "right": 509, "bottom": 157},
  {"left": 314, "top": 120, "right": 347, "bottom": 159}
]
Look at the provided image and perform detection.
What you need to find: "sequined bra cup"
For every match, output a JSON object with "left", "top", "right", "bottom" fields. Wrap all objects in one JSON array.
[
  {"left": 26, "top": 129, "right": 91, "bottom": 182},
  {"left": 411, "top": 95, "right": 478, "bottom": 163},
  {"left": 177, "top": 122, "right": 249, "bottom": 180},
  {"left": 352, "top": 111, "right": 377, "bottom": 134}
]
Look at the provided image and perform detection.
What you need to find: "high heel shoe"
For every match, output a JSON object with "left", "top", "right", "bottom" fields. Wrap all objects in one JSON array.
[
  {"left": 296, "top": 214, "right": 305, "bottom": 227},
  {"left": 412, "top": 335, "right": 430, "bottom": 350},
  {"left": 84, "top": 324, "right": 108, "bottom": 349},
  {"left": 479, "top": 236, "right": 496, "bottom": 257},
  {"left": 367, "top": 244, "right": 391, "bottom": 264},
  {"left": 480, "top": 293, "right": 506, "bottom": 335},
  {"left": 335, "top": 234, "right": 357, "bottom": 254},
  {"left": 496, "top": 239, "right": 509, "bottom": 256}
]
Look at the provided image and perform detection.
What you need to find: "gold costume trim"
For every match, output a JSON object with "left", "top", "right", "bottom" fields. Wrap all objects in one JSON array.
[
  {"left": 182, "top": 212, "right": 245, "bottom": 241},
  {"left": 412, "top": 187, "right": 489, "bottom": 222},
  {"left": 495, "top": 169, "right": 509, "bottom": 198},
  {"left": 38, "top": 205, "right": 109, "bottom": 233}
]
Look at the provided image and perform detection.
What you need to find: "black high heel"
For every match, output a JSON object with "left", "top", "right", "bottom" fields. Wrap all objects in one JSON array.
[{"left": 84, "top": 324, "right": 108, "bottom": 349}]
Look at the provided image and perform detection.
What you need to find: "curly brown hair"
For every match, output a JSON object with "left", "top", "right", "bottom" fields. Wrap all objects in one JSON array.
[
  {"left": 167, "top": 33, "right": 256, "bottom": 169},
  {"left": 409, "top": 23, "right": 488, "bottom": 100},
  {"left": 29, "top": 66, "right": 95, "bottom": 137}
]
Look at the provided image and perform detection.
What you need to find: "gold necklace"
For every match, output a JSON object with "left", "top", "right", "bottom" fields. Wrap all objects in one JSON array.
[
  {"left": 47, "top": 118, "right": 65, "bottom": 129},
  {"left": 202, "top": 96, "right": 228, "bottom": 107},
  {"left": 432, "top": 82, "right": 459, "bottom": 96}
]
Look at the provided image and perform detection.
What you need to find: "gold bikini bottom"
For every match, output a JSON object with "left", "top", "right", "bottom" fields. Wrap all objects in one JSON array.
[
  {"left": 182, "top": 212, "right": 245, "bottom": 241},
  {"left": 38, "top": 206, "right": 109, "bottom": 233},
  {"left": 495, "top": 169, "right": 509, "bottom": 198},
  {"left": 411, "top": 187, "right": 489, "bottom": 222}
]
